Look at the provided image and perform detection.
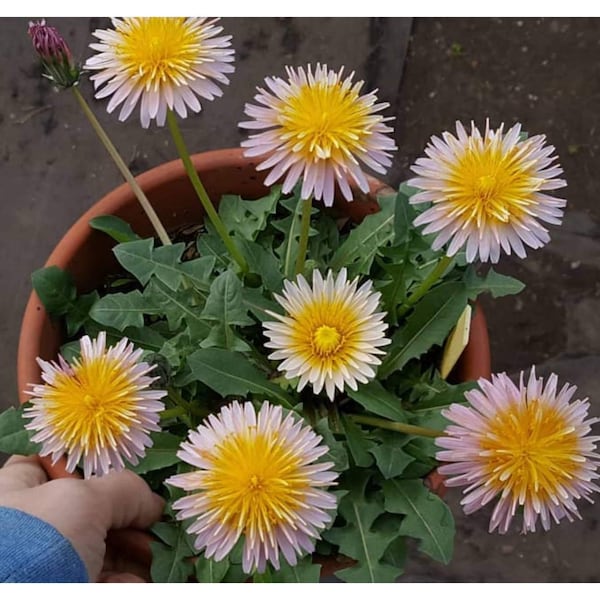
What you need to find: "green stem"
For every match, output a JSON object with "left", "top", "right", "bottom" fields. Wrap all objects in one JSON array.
[
  {"left": 71, "top": 87, "right": 172, "bottom": 246},
  {"left": 397, "top": 254, "right": 453, "bottom": 317},
  {"left": 350, "top": 414, "right": 444, "bottom": 438},
  {"left": 166, "top": 110, "right": 248, "bottom": 274},
  {"left": 160, "top": 406, "right": 187, "bottom": 421},
  {"left": 294, "top": 196, "right": 313, "bottom": 276}
]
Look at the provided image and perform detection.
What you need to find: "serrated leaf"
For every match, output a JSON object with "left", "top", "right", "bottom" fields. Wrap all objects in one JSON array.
[
  {"left": 465, "top": 266, "right": 525, "bottom": 299},
  {"left": 347, "top": 380, "right": 408, "bottom": 421},
  {"left": 380, "top": 281, "right": 468, "bottom": 377},
  {"left": 195, "top": 556, "right": 231, "bottom": 583},
  {"left": 330, "top": 195, "right": 395, "bottom": 273},
  {"left": 89, "top": 215, "right": 141, "bottom": 243},
  {"left": 313, "top": 418, "right": 349, "bottom": 472},
  {"left": 341, "top": 415, "right": 374, "bottom": 468},
  {"left": 272, "top": 195, "right": 308, "bottom": 279},
  {"left": 130, "top": 432, "right": 181, "bottom": 475},
  {"left": 393, "top": 191, "right": 415, "bottom": 246},
  {"left": 31, "top": 266, "right": 76, "bottom": 316},
  {"left": 186, "top": 348, "right": 294, "bottom": 408},
  {"left": 90, "top": 290, "right": 159, "bottom": 330},
  {"left": 412, "top": 380, "right": 477, "bottom": 412},
  {"left": 382, "top": 478, "right": 454, "bottom": 564},
  {"left": 150, "top": 537, "right": 194, "bottom": 583},
  {"left": 196, "top": 224, "right": 229, "bottom": 268},
  {"left": 270, "top": 556, "right": 321, "bottom": 582},
  {"left": 200, "top": 322, "right": 251, "bottom": 352},
  {"left": 65, "top": 290, "right": 99, "bottom": 336},
  {"left": 370, "top": 431, "right": 415, "bottom": 479},
  {"left": 179, "top": 256, "right": 215, "bottom": 293},
  {"left": 0, "top": 407, "right": 40, "bottom": 455},
  {"left": 238, "top": 239, "right": 284, "bottom": 292},
  {"left": 114, "top": 240, "right": 198, "bottom": 293},
  {"left": 219, "top": 188, "right": 280, "bottom": 241},
  {"left": 242, "top": 286, "right": 281, "bottom": 320},
  {"left": 201, "top": 270, "right": 253, "bottom": 326},
  {"left": 145, "top": 278, "right": 210, "bottom": 339},
  {"left": 323, "top": 483, "right": 402, "bottom": 583}
]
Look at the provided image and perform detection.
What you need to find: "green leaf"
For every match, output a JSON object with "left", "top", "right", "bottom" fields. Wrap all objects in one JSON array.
[
  {"left": 130, "top": 432, "right": 181, "bottom": 475},
  {"left": 200, "top": 323, "right": 251, "bottom": 352},
  {"left": 31, "top": 266, "right": 76, "bottom": 316},
  {"left": 0, "top": 406, "right": 40, "bottom": 455},
  {"left": 238, "top": 239, "right": 284, "bottom": 292},
  {"left": 219, "top": 188, "right": 280, "bottom": 241},
  {"left": 114, "top": 240, "right": 201, "bottom": 293},
  {"left": 465, "top": 266, "right": 525, "bottom": 299},
  {"left": 341, "top": 415, "right": 374, "bottom": 468},
  {"left": 242, "top": 286, "right": 281, "bottom": 320},
  {"left": 346, "top": 380, "right": 408, "bottom": 421},
  {"left": 186, "top": 348, "right": 294, "bottom": 408},
  {"left": 370, "top": 431, "right": 415, "bottom": 479},
  {"left": 270, "top": 556, "right": 321, "bottom": 582},
  {"left": 323, "top": 475, "right": 402, "bottom": 583},
  {"left": 313, "top": 418, "right": 349, "bottom": 472},
  {"left": 65, "top": 290, "right": 99, "bottom": 336},
  {"left": 412, "top": 380, "right": 477, "bottom": 412},
  {"left": 150, "top": 529, "right": 194, "bottom": 583},
  {"left": 382, "top": 478, "right": 454, "bottom": 564},
  {"left": 145, "top": 278, "right": 210, "bottom": 340},
  {"left": 196, "top": 224, "right": 229, "bottom": 268},
  {"left": 380, "top": 281, "right": 468, "bottom": 377},
  {"left": 90, "top": 290, "right": 158, "bottom": 331},
  {"left": 201, "top": 270, "right": 253, "bottom": 327},
  {"left": 393, "top": 191, "right": 415, "bottom": 246},
  {"left": 330, "top": 195, "right": 395, "bottom": 273},
  {"left": 272, "top": 195, "right": 307, "bottom": 279},
  {"left": 179, "top": 256, "right": 215, "bottom": 293},
  {"left": 194, "top": 556, "right": 231, "bottom": 583},
  {"left": 89, "top": 215, "right": 141, "bottom": 243}
]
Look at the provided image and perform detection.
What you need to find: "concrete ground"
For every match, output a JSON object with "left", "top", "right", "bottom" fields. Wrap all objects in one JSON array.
[{"left": 1, "top": 16, "right": 599, "bottom": 582}]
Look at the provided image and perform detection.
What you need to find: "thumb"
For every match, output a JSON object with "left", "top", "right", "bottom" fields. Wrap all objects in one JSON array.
[{"left": 85, "top": 469, "right": 165, "bottom": 531}]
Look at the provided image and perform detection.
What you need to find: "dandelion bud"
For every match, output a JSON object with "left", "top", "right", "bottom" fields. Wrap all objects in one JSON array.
[{"left": 28, "top": 19, "right": 80, "bottom": 89}]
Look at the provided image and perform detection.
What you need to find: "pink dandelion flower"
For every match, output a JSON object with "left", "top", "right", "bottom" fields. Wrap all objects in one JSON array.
[
  {"left": 85, "top": 18, "right": 234, "bottom": 128},
  {"left": 436, "top": 368, "right": 600, "bottom": 533},
  {"left": 166, "top": 401, "right": 337, "bottom": 573},
  {"left": 24, "top": 332, "right": 166, "bottom": 478},
  {"left": 263, "top": 268, "right": 390, "bottom": 401},
  {"left": 239, "top": 63, "right": 396, "bottom": 206},
  {"left": 408, "top": 120, "right": 567, "bottom": 263}
]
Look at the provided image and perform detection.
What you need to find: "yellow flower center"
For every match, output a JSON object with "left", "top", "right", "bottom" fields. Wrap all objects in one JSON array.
[
  {"left": 290, "top": 296, "right": 362, "bottom": 372},
  {"left": 44, "top": 357, "right": 138, "bottom": 453},
  {"left": 278, "top": 77, "right": 374, "bottom": 162},
  {"left": 115, "top": 18, "right": 202, "bottom": 89},
  {"left": 312, "top": 325, "right": 343, "bottom": 356},
  {"left": 481, "top": 398, "right": 580, "bottom": 503},
  {"left": 446, "top": 138, "right": 542, "bottom": 227},
  {"left": 203, "top": 427, "right": 310, "bottom": 540}
]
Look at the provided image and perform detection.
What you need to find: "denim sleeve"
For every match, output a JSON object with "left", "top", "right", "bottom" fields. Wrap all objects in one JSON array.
[{"left": 0, "top": 506, "right": 88, "bottom": 583}]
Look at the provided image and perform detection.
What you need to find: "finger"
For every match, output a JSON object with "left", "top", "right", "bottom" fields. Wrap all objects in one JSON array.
[
  {"left": 97, "top": 572, "right": 146, "bottom": 583},
  {"left": 0, "top": 455, "right": 48, "bottom": 492},
  {"left": 85, "top": 469, "right": 165, "bottom": 531}
]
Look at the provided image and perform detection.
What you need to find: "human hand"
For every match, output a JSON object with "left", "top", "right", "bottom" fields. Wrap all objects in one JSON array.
[{"left": 0, "top": 455, "right": 164, "bottom": 583}]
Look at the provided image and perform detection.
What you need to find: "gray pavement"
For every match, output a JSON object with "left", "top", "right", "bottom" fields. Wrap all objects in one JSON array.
[{"left": 2, "top": 16, "right": 600, "bottom": 582}]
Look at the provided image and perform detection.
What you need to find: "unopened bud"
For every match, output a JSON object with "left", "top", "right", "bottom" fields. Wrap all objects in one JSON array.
[{"left": 28, "top": 19, "right": 80, "bottom": 89}]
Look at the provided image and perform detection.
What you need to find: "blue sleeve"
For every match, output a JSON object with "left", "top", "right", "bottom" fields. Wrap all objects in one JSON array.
[{"left": 0, "top": 506, "right": 89, "bottom": 583}]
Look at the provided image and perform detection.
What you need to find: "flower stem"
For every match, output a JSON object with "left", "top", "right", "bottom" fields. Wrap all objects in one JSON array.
[
  {"left": 349, "top": 414, "right": 444, "bottom": 438},
  {"left": 166, "top": 109, "right": 248, "bottom": 274},
  {"left": 71, "top": 87, "right": 172, "bottom": 246},
  {"left": 397, "top": 254, "right": 453, "bottom": 317},
  {"left": 294, "top": 196, "right": 313, "bottom": 276},
  {"left": 160, "top": 406, "right": 187, "bottom": 421}
]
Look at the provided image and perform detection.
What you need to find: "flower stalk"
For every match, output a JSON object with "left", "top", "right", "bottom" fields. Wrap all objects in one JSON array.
[
  {"left": 350, "top": 413, "right": 444, "bottom": 438},
  {"left": 294, "top": 196, "right": 313, "bottom": 276},
  {"left": 166, "top": 110, "right": 248, "bottom": 274},
  {"left": 398, "top": 254, "right": 453, "bottom": 317},
  {"left": 71, "top": 87, "right": 172, "bottom": 246}
]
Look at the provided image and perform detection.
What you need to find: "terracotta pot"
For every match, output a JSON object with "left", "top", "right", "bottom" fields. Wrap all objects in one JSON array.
[{"left": 16, "top": 147, "right": 491, "bottom": 580}]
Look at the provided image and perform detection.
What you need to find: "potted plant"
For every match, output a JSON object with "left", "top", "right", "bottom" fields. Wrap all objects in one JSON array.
[{"left": 2, "top": 17, "right": 597, "bottom": 584}]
